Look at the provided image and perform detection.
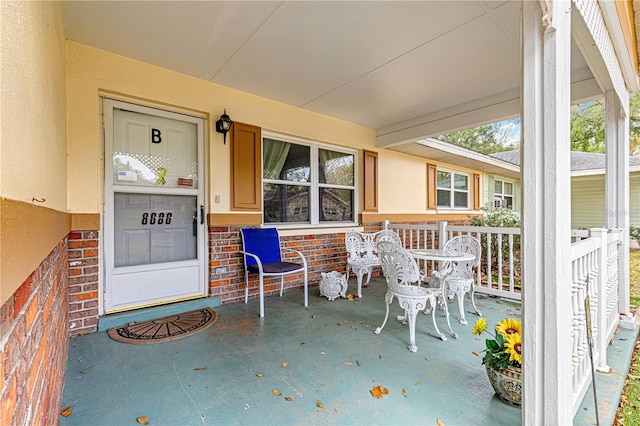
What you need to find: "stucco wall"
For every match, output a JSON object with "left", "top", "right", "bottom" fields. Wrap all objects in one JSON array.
[
  {"left": 1, "top": 1, "right": 67, "bottom": 210},
  {"left": 65, "top": 41, "right": 377, "bottom": 215},
  {"left": 66, "top": 41, "right": 487, "bottom": 218},
  {"left": 0, "top": 0, "right": 69, "bottom": 305}
]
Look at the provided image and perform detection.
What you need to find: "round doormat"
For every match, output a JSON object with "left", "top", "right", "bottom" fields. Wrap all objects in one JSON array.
[{"left": 107, "top": 308, "right": 217, "bottom": 344}]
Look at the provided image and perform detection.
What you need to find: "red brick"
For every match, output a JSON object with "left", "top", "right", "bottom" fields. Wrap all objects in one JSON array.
[
  {"left": 68, "top": 232, "right": 82, "bottom": 240},
  {"left": 84, "top": 248, "right": 99, "bottom": 258},
  {"left": 13, "top": 279, "right": 32, "bottom": 317}
]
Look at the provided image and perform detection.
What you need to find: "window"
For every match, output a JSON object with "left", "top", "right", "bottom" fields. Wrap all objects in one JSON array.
[
  {"left": 436, "top": 170, "right": 469, "bottom": 209},
  {"left": 494, "top": 179, "right": 514, "bottom": 209},
  {"left": 262, "top": 135, "right": 356, "bottom": 225}
]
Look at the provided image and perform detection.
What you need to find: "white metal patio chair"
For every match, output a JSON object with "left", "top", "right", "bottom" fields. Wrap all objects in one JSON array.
[
  {"left": 440, "top": 235, "right": 482, "bottom": 325},
  {"left": 240, "top": 228, "right": 308, "bottom": 318},
  {"left": 345, "top": 229, "right": 401, "bottom": 298},
  {"left": 374, "top": 241, "right": 455, "bottom": 352}
]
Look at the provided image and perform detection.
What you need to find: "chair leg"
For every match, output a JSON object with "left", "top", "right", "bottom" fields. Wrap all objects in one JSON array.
[
  {"left": 405, "top": 304, "right": 419, "bottom": 352},
  {"left": 470, "top": 284, "right": 482, "bottom": 317},
  {"left": 427, "top": 296, "right": 447, "bottom": 341},
  {"left": 440, "top": 295, "right": 457, "bottom": 339},
  {"left": 280, "top": 276, "right": 284, "bottom": 297},
  {"left": 303, "top": 268, "right": 308, "bottom": 308},
  {"left": 244, "top": 272, "right": 249, "bottom": 304},
  {"left": 259, "top": 275, "right": 265, "bottom": 318},
  {"left": 374, "top": 293, "right": 394, "bottom": 335},
  {"left": 356, "top": 268, "right": 368, "bottom": 298},
  {"left": 456, "top": 291, "right": 467, "bottom": 325}
]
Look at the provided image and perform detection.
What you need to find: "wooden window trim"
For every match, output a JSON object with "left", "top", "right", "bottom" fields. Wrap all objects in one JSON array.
[
  {"left": 231, "top": 122, "right": 262, "bottom": 211},
  {"left": 427, "top": 163, "right": 437, "bottom": 209},
  {"left": 473, "top": 173, "right": 481, "bottom": 210},
  {"left": 363, "top": 150, "right": 378, "bottom": 212}
]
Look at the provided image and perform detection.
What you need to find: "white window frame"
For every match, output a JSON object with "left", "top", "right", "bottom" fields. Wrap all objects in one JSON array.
[
  {"left": 494, "top": 179, "right": 515, "bottom": 209},
  {"left": 436, "top": 168, "right": 470, "bottom": 209},
  {"left": 262, "top": 132, "right": 358, "bottom": 227}
]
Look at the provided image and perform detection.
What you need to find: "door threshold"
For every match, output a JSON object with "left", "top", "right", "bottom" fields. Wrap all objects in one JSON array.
[{"left": 98, "top": 297, "right": 221, "bottom": 331}]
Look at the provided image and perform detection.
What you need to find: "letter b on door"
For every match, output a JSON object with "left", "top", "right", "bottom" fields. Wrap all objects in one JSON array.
[{"left": 151, "top": 128, "right": 162, "bottom": 144}]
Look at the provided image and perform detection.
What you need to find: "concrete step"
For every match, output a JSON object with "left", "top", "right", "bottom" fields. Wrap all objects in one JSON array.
[{"left": 97, "top": 297, "right": 221, "bottom": 331}]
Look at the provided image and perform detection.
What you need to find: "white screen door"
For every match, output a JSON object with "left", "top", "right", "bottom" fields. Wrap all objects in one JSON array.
[{"left": 103, "top": 99, "right": 206, "bottom": 313}]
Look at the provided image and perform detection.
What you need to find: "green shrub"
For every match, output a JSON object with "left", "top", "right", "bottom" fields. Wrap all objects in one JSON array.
[
  {"left": 469, "top": 206, "right": 521, "bottom": 228},
  {"left": 470, "top": 206, "right": 521, "bottom": 281},
  {"left": 630, "top": 226, "right": 640, "bottom": 246}
]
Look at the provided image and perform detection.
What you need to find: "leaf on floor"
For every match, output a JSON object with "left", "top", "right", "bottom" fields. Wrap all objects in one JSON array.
[
  {"left": 344, "top": 361, "right": 353, "bottom": 366},
  {"left": 437, "top": 418, "right": 445, "bottom": 426},
  {"left": 285, "top": 397, "right": 292, "bottom": 402},
  {"left": 320, "top": 351, "right": 326, "bottom": 355},
  {"left": 415, "top": 381, "right": 422, "bottom": 386},
  {"left": 194, "top": 366, "right": 208, "bottom": 371},
  {"left": 272, "top": 389, "right": 282, "bottom": 396},
  {"left": 402, "top": 389, "right": 407, "bottom": 398},
  {"left": 60, "top": 405, "right": 72, "bottom": 417},
  {"left": 80, "top": 370, "right": 87, "bottom": 374},
  {"left": 472, "top": 351, "right": 479, "bottom": 357},
  {"left": 357, "top": 360, "right": 361, "bottom": 366},
  {"left": 370, "top": 385, "right": 389, "bottom": 399},
  {"left": 136, "top": 417, "right": 149, "bottom": 425},
  {"left": 347, "top": 294, "right": 360, "bottom": 302},
  {"left": 316, "top": 400, "right": 325, "bottom": 408},
  {"left": 337, "top": 321, "right": 345, "bottom": 325},
  {"left": 281, "top": 362, "right": 289, "bottom": 367},
  {"left": 256, "top": 373, "right": 263, "bottom": 377},
  {"left": 351, "top": 326, "right": 357, "bottom": 330}
]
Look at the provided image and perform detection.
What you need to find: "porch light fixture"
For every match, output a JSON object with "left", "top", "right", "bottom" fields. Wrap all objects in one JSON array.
[{"left": 216, "top": 109, "right": 233, "bottom": 144}]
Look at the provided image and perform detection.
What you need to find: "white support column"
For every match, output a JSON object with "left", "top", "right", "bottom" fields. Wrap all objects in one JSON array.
[
  {"left": 604, "top": 90, "right": 632, "bottom": 319},
  {"left": 521, "top": 1, "right": 573, "bottom": 424}
]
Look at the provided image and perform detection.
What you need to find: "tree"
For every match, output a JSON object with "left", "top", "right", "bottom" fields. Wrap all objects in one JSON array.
[
  {"left": 440, "top": 92, "right": 640, "bottom": 156},
  {"left": 569, "top": 93, "right": 640, "bottom": 155},
  {"left": 438, "top": 119, "right": 519, "bottom": 155}
]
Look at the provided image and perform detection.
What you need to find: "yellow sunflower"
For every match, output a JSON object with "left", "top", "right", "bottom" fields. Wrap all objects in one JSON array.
[
  {"left": 472, "top": 318, "right": 487, "bottom": 335},
  {"left": 504, "top": 332, "right": 522, "bottom": 365},
  {"left": 496, "top": 317, "right": 521, "bottom": 336}
]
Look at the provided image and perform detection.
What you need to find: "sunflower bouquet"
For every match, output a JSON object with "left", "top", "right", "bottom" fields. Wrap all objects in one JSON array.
[{"left": 472, "top": 317, "right": 522, "bottom": 370}]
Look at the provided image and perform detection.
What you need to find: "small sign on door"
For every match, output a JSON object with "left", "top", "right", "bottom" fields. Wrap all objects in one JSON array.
[{"left": 178, "top": 178, "right": 194, "bottom": 187}]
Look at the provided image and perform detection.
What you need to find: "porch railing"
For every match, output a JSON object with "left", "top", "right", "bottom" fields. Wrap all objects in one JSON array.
[
  {"left": 385, "top": 221, "right": 521, "bottom": 300},
  {"left": 384, "top": 221, "right": 623, "bottom": 415},
  {"left": 569, "top": 228, "right": 622, "bottom": 414}
]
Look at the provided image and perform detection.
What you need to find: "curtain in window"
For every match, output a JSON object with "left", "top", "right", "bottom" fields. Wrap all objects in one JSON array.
[
  {"left": 319, "top": 149, "right": 353, "bottom": 184},
  {"left": 263, "top": 139, "right": 291, "bottom": 180}
]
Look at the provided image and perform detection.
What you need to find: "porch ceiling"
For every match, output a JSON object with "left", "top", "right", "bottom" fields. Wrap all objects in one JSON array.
[{"left": 62, "top": 1, "right": 604, "bottom": 154}]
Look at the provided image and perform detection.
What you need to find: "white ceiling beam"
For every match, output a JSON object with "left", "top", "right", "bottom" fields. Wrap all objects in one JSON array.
[{"left": 375, "top": 77, "right": 602, "bottom": 148}]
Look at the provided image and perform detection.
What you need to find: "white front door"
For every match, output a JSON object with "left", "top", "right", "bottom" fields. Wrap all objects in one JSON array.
[{"left": 103, "top": 99, "right": 206, "bottom": 313}]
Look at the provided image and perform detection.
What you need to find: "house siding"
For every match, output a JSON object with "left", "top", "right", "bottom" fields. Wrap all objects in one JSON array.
[
  {"left": 0, "top": 239, "right": 69, "bottom": 425},
  {"left": 572, "top": 174, "right": 640, "bottom": 228}
]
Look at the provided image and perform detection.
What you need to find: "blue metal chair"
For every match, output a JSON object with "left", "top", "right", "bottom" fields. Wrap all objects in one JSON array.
[{"left": 240, "top": 228, "right": 308, "bottom": 317}]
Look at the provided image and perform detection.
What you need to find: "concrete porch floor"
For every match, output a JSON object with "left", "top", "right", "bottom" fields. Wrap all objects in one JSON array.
[{"left": 60, "top": 277, "right": 638, "bottom": 425}]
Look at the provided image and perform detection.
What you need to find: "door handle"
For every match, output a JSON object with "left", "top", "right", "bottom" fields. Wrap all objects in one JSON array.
[{"left": 200, "top": 205, "right": 205, "bottom": 225}]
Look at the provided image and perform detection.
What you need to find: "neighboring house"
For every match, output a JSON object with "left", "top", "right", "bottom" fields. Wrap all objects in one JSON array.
[{"left": 491, "top": 150, "right": 640, "bottom": 228}]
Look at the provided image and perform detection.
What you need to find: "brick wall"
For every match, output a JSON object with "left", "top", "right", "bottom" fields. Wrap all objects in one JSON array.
[
  {"left": 68, "top": 231, "right": 100, "bottom": 336},
  {"left": 208, "top": 223, "right": 383, "bottom": 303},
  {"left": 0, "top": 238, "right": 69, "bottom": 425}
]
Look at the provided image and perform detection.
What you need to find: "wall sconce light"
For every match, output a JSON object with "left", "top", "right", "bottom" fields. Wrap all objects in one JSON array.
[{"left": 215, "top": 109, "right": 233, "bottom": 144}]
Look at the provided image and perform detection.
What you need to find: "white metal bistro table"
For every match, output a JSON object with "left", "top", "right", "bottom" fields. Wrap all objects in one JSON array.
[{"left": 409, "top": 248, "right": 476, "bottom": 329}]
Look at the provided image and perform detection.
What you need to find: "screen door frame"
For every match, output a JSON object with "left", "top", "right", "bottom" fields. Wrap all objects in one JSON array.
[{"left": 102, "top": 98, "right": 207, "bottom": 313}]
